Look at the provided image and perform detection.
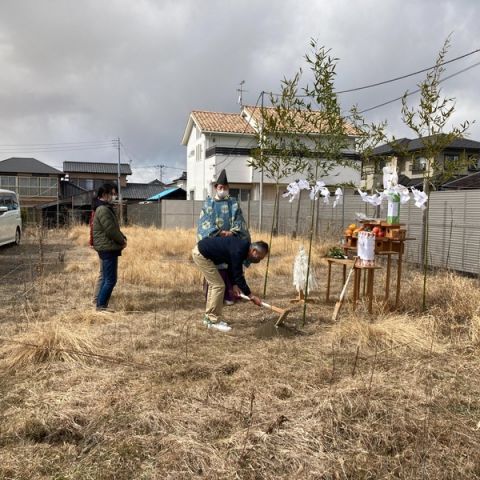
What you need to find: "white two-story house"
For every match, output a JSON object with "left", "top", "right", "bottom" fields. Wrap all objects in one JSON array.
[{"left": 181, "top": 106, "right": 361, "bottom": 201}]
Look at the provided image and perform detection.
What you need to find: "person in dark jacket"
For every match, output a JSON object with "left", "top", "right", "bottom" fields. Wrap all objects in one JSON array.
[
  {"left": 92, "top": 183, "right": 127, "bottom": 311},
  {"left": 192, "top": 237, "right": 268, "bottom": 332},
  {"left": 90, "top": 189, "right": 112, "bottom": 305}
]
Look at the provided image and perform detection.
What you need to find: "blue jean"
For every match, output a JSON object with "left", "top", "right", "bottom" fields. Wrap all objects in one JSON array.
[{"left": 96, "top": 253, "right": 118, "bottom": 308}]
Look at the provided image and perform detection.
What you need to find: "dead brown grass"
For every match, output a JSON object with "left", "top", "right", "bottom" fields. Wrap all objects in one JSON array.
[
  {"left": 1, "top": 226, "right": 480, "bottom": 479},
  {"left": 1, "top": 322, "right": 98, "bottom": 371},
  {"left": 331, "top": 313, "right": 444, "bottom": 354}
]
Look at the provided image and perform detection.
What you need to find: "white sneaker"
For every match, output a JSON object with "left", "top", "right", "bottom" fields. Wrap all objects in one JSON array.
[
  {"left": 224, "top": 300, "right": 235, "bottom": 306},
  {"left": 210, "top": 321, "right": 232, "bottom": 333}
]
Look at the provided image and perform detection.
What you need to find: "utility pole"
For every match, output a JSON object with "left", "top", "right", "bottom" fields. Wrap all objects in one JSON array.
[
  {"left": 56, "top": 178, "right": 60, "bottom": 228},
  {"left": 159, "top": 165, "right": 165, "bottom": 183},
  {"left": 259, "top": 90, "right": 264, "bottom": 231},
  {"left": 117, "top": 137, "right": 123, "bottom": 225}
]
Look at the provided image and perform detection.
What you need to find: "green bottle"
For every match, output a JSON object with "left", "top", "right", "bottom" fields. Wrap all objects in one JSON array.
[{"left": 387, "top": 193, "right": 400, "bottom": 225}]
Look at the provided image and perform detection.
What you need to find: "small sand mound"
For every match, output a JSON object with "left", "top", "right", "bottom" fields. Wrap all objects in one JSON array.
[{"left": 1, "top": 323, "right": 99, "bottom": 371}]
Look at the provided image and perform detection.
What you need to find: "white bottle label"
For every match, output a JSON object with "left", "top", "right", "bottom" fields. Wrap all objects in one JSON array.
[{"left": 388, "top": 200, "right": 399, "bottom": 218}]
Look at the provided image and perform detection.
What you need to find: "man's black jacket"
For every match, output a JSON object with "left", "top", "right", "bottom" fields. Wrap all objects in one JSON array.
[{"left": 198, "top": 236, "right": 251, "bottom": 295}]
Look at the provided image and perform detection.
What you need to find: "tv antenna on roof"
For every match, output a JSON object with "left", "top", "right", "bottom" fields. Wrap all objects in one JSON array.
[{"left": 237, "top": 80, "right": 247, "bottom": 107}]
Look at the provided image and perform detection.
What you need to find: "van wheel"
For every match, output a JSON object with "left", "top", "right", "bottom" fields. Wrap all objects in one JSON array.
[{"left": 14, "top": 228, "right": 21, "bottom": 246}]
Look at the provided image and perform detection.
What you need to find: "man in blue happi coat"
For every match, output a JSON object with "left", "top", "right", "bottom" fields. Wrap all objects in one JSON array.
[{"left": 197, "top": 169, "right": 250, "bottom": 304}]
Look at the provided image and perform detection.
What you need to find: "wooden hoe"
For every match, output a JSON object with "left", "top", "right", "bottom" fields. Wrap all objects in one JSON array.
[
  {"left": 332, "top": 256, "right": 358, "bottom": 322},
  {"left": 239, "top": 293, "right": 290, "bottom": 327}
]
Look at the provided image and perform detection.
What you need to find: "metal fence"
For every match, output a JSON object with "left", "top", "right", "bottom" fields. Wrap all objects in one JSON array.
[{"left": 126, "top": 190, "right": 480, "bottom": 275}]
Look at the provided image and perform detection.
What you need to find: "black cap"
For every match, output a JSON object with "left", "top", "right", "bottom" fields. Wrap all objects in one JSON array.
[{"left": 215, "top": 169, "right": 229, "bottom": 186}]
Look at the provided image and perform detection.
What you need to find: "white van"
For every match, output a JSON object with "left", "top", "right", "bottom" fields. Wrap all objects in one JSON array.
[{"left": 0, "top": 189, "right": 22, "bottom": 247}]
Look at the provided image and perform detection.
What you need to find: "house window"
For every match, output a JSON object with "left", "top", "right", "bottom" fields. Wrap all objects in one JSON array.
[
  {"left": 444, "top": 154, "right": 459, "bottom": 164},
  {"left": 195, "top": 144, "right": 203, "bottom": 161},
  {"left": 18, "top": 177, "right": 39, "bottom": 196},
  {"left": 39, "top": 177, "right": 58, "bottom": 196},
  {"left": 0, "top": 176, "right": 16, "bottom": 191},
  {"left": 18, "top": 176, "right": 57, "bottom": 197},
  {"left": 374, "top": 159, "right": 386, "bottom": 174},
  {"left": 412, "top": 157, "right": 427, "bottom": 173},
  {"left": 229, "top": 188, "right": 251, "bottom": 201},
  {"left": 468, "top": 155, "right": 480, "bottom": 171},
  {"left": 70, "top": 177, "right": 96, "bottom": 190}
]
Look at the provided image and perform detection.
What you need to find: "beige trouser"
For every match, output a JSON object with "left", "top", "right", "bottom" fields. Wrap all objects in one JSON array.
[{"left": 192, "top": 246, "right": 225, "bottom": 323}]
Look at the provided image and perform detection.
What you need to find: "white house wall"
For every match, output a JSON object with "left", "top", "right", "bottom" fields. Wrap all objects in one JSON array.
[
  {"left": 185, "top": 116, "right": 360, "bottom": 200},
  {"left": 186, "top": 125, "right": 208, "bottom": 200}
]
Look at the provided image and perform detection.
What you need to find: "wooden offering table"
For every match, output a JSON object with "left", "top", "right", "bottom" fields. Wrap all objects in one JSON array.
[
  {"left": 343, "top": 221, "right": 414, "bottom": 309},
  {"left": 325, "top": 258, "right": 382, "bottom": 314}
]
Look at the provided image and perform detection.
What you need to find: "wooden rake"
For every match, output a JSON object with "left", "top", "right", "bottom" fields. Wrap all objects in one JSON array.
[{"left": 239, "top": 293, "right": 290, "bottom": 327}]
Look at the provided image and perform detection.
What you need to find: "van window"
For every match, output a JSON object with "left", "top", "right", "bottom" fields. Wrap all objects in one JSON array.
[
  {"left": 5, "top": 195, "right": 18, "bottom": 210},
  {"left": 0, "top": 194, "right": 18, "bottom": 210}
]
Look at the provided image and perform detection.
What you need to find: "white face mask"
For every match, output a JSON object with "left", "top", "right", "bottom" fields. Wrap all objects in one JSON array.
[
  {"left": 111, "top": 195, "right": 118, "bottom": 202},
  {"left": 216, "top": 189, "right": 228, "bottom": 199}
]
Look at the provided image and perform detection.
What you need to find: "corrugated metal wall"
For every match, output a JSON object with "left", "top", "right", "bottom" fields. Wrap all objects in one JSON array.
[{"left": 127, "top": 191, "right": 480, "bottom": 274}]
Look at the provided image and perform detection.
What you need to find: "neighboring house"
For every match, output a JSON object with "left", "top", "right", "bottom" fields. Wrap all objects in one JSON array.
[
  {"left": 0, "top": 157, "right": 63, "bottom": 221},
  {"left": 122, "top": 182, "right": 167, "bottom": 203},
  {"left": 441, "top": 171, "right": 480, "bottom": 190},
  {"left": 149, "top": 179, "right": 164, "bottom": 186},
  {"left": 167, "top": 171, "right": 187, "bottom": 190},
  {"left": 63, "top": 161, "right": 132, "bottom": 191},
  {"left": 363, "top": 136, "right": 480, "bottom": 191},
  {"left": 181, "top": 106, "right": 360, "bottom": 201},
  {"left": 146, "top": 186, "right": 187, "bottom": 201}
]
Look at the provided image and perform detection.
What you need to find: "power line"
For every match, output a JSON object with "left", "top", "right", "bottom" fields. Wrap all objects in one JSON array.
[
  {"left": 357, "top": 59, "right": 480, "bottom": 114},
  {"left": 134, "top": 165, "right": 184, "bottom": 171},
  {"left": 0, "top": 139, "right": 116, "bottom": 147},
  {"left": 268, "top": 46, "right": 480, "bottom": 97},
  {"left": 0, "top": 145, "right": 116, "bottom": 154},
  {"left": 337, "top": 47, "right": 480, "bottom": 94}
]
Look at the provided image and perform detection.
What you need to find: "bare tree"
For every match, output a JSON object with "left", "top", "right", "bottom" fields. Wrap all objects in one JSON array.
[
  {"left": 300, "top": 41, "right": 358, "bottom": 323},
  {"left": 249, "top": 73, "right": 309, "bottom": 297},
  {"left": 401, "top": 36, "right": 471, "bottom": 310}
]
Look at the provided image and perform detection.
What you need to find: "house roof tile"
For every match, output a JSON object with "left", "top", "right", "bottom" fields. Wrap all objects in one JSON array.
[
  {"left": 243, "top": 105, "right": 358, "bottom": 136},
  {"left": 191, "top": 111, "right": 255, "bottom": 135},
  {"left": 442, "top": 171, "right": 480, "bottom": 190},
  {"left": 122, "top": 183, "right": 166, "bottom": 200},
  {"left": 0, "top": 157, "right": 63, "bottom": 175},
  {"left": 373, "top": 136, "right": 480, "bottom": 156},
  {"left": 63, "top": 161, "right": 132, "bottom": 175}
]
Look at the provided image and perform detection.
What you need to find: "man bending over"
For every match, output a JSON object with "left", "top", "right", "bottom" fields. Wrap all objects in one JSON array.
[{"left": 192, "top": 237, "right": 268, "bottom": 332}]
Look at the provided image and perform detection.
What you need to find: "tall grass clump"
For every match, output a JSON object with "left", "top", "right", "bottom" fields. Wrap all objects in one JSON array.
[{"left": 1, "top": 323, "right": 98, "bottom": 371}]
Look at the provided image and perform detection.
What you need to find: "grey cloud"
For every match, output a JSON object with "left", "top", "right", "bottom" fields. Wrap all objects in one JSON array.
[{"left": 0, "top": 0, "right": 478, "bottom": 182}]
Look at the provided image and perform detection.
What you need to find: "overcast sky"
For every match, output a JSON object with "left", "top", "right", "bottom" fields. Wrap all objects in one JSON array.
[{"left": 0, "top": 0, "right": 479, "bottom": 183}]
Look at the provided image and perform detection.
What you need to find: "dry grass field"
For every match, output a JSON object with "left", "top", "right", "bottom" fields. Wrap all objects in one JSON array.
[{"left": 1, "top": 226, "right": 480, "bottom": 479}]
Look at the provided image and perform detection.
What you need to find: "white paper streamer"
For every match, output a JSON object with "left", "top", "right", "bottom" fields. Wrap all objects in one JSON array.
[
  {"left": 411, "top": 187, "right": 428, "bottom": 210},
  {"left": 293, "top": 245, "right": 318, "bottom": 294},
  {"left": 358, "top": 167, "right": 428, "bottom": 210}
]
